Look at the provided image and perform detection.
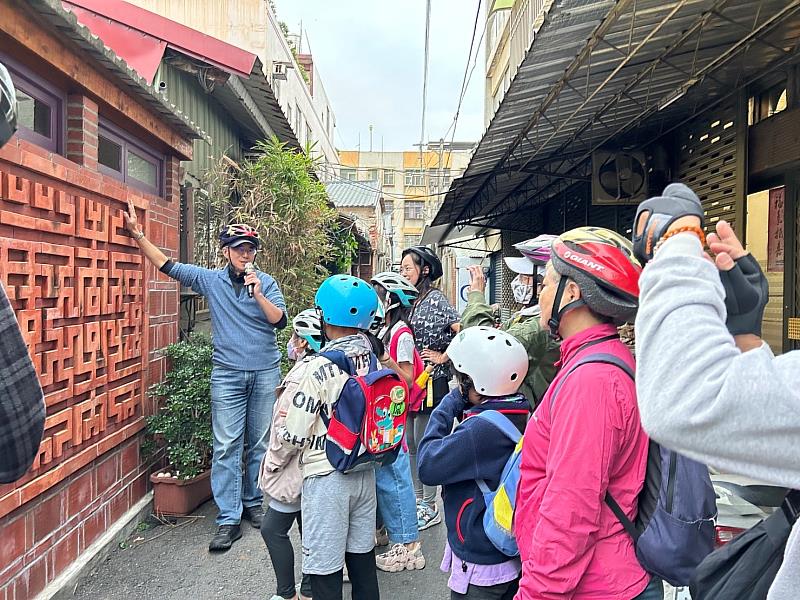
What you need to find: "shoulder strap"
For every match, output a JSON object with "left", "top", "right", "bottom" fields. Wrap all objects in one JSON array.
[
  {"left": 389, "top": 325, "right": 413, "bottom": 358},
  {"left": 319, "top": 350, "right": 354, "bottom": 375},
  {"left": 782, "top": 490, "right": 800, "bottom": 524},
  {"left": 474, "top": 411, "right": 521, "bottom": 498},
  {"left": 547, "top": 351, "right": 640, "bottom": 540},
  {"left": 472, "top": 411, "right": 522, "bottom": 444},
  {"left": 549, "top": 352, "right": 635, "bottom": 409}
]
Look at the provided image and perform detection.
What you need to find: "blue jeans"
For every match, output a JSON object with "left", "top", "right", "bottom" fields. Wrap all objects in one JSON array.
[
  {"left": 375, "top": 449, "right": 419, "bottom": 543},
  {"left": 633, "top": 577, "right": 663, "bottom": 600},
  {"left": 210, "top": 366, "right": 280, "bottom": 525}
]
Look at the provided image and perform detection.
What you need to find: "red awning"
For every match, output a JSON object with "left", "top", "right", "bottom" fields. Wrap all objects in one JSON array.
[{"left": 62, "top": 0, "right": 257, "bottom": 84}]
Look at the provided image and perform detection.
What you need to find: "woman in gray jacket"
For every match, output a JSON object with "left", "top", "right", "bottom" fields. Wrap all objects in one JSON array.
[{"left": 632, "top": 183, "right": 799, "bottom": 600}]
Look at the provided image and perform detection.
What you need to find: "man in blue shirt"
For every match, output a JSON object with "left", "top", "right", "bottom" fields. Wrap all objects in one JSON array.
[{"left": 125, "top": 200, "right": 287, "bottom": 551}]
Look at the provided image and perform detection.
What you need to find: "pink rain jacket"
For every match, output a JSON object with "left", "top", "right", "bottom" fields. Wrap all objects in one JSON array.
[{"left": 515, "top": 324, "right": 650, "bottom": 599}]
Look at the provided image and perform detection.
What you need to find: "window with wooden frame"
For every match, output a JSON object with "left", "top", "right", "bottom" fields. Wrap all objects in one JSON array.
[
  {"left": 98, "top": 121, "right": 163, "bottom": 196},
  {"left": 4, "top": 57, "right": 63, "bottom": 153}
]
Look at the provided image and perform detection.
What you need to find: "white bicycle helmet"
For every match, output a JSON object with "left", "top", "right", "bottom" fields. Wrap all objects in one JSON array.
[
  {"left": 369, "top": 300, "right": 386, "bottom": 335},
  {"left": 0, "top": 63, "right": 17, "bottom": 148},
  {"left": 371, "top": 271, "right": 419, "bottom": 308},
  {"left": 292, "top": 309, "right": 323, "bottom": 352},
  {"left": 447, "top": 327, "right": 528, "bottom": 397}
]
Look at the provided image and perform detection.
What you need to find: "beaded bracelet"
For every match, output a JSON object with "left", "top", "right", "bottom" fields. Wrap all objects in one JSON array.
[{"left": 654, "top": 225, "right": 706, "bottom": 255}]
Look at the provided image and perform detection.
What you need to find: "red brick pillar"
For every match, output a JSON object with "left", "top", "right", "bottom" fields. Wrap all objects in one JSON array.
[
  {"left": 66, "top": 95, "right": 99, "bottom": 169},
  {"left": 164, "top": 156, "right": 180, "bottom": 203}
]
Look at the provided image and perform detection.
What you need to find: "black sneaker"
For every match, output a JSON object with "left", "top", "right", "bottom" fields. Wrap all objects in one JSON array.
[
  {"left": 242, "top": 505, "right": 265, "bottom": 528},
  {"left": 208, "top": 524, "right": 242, "bottom": 552}
]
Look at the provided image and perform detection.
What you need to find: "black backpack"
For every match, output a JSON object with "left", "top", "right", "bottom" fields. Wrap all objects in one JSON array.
[{"left": 690, "top": 489, "right": 800, "bottom": 599}]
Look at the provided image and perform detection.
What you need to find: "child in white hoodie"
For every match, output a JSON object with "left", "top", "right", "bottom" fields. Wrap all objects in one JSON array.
[
  {"left": 279, "top": 275, "right": 381, "bottom": 600},
  {"left": 259, "top": 310, "right": 323, "bottom": 600}
]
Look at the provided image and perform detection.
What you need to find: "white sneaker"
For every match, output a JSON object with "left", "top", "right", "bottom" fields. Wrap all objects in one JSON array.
[{"left": 375, "top": 542, "right": 426, "bottom": 572}]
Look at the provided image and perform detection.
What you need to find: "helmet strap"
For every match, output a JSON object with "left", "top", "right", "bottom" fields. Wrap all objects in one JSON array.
[
  {"left": 547, "top": 276, "right": 586, "bottom": 339},
  {"left": 319, "top": 314, "right": 332, "bottom": 343}
]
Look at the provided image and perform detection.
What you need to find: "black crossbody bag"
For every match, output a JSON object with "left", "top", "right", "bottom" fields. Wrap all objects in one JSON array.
[{"left": 689, "top": 489, "right": 800, "bottom": 599}]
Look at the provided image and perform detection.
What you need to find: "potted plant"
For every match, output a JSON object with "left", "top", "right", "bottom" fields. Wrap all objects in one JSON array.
[{"left": 146, "top": 334, "right": 214, "bottom": 516}]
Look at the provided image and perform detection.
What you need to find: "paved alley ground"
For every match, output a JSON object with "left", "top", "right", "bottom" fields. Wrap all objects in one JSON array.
[{"left": 73, "top": 499, "right": 450, "bottom": 600}]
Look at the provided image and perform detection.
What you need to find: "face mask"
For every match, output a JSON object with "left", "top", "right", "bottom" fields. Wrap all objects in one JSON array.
[
  {"left": 287, "top": 339, "right": 305, "bottom": 361},
  {"left": 511, "top": 275, "right": 534, "bottom": 305}
]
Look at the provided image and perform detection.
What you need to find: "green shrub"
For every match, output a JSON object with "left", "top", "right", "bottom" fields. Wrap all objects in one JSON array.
[{"left": 145, "top": 334, "right": 213, "bottom": 480}]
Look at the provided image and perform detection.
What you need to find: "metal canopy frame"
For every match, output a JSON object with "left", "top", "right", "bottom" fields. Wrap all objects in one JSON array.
[{"left": 434, "top": 0, "right": 800, "bottom": 232}]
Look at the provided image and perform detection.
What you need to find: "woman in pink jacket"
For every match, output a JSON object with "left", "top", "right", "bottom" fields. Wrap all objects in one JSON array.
[{"left": 515, "top": 227, "right": 660, "bottom": 600}]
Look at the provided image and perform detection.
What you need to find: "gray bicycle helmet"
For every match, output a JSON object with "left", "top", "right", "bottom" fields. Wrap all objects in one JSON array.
[
  {"left": 0, "top": 63, "right": 17, "bottom": 149},
  {"left": 371, "top": 271, "right": 419, "bottom": 308}
]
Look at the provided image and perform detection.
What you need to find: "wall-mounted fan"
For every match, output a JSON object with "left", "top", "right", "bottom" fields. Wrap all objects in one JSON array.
[{"left": 591, "top": 150, "right": 648, "bottom": 205}]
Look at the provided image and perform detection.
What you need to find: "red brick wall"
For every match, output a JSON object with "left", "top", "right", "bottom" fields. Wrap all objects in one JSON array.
[{"left": 0, "top": 131, "right": 181, "bottom": 597}]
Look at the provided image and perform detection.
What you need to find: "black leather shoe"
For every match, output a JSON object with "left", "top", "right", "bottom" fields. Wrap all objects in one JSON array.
[
  {"left": 242, "top": 505, "right": 265, "bottom": 529},
  {"left": 208, "top": 524, "right": 242, "bottom": 552}
]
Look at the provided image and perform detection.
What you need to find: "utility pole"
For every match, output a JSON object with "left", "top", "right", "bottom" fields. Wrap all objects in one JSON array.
[{"left": 369, "top": 125, "right": 373, "bottom": 152}]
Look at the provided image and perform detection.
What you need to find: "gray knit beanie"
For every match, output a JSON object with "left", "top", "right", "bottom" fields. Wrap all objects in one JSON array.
[{"left": 551, "top": 256, "right": 638, "bottom": 325}]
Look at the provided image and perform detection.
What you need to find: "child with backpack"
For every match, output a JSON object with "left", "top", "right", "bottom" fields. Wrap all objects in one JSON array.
[
  {"left": 417, "top": 327, "right": 531, "bottom": 600},
  {"left": 370, "top": 272, "right": 426, "bottom": 573},
  {"left": 259, "top": 309, "right": 323, "bottom": 600},
  {"left": 278, "top": 275, "right": 384, "bottom": 600},
  {"left": 515, "top": 227, "right": 659, "bottom": 600}
]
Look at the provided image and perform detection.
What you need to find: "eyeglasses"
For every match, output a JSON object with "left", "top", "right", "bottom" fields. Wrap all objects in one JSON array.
[{"left": 230, "top": 245, "right": 257, "bottom": 255}]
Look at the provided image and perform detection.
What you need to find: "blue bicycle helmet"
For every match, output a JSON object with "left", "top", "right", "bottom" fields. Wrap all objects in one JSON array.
[{"left": 315, "top": 275, "right": 378, "bottom": 330}]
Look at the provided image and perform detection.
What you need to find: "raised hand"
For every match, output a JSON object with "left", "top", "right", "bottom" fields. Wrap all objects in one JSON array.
[
  {"left": 123, "top": 198, "right": 142, "bottom": 238},
  {"left": 632, "top": 183, "right": 704, "bottom": 264},
  {"left": 709, "top": 221, "right": 768, "bottom": 336},
  {"left": 468, "top": 264, "right": 486, "bottom": 294}
]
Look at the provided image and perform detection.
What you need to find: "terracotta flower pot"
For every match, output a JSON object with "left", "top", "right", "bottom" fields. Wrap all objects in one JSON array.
[{"left": 150, "top": 470, "right": 212, "bottom": 516}]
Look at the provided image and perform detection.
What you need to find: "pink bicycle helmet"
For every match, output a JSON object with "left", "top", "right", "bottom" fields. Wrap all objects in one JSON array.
[
  {"left": 504, "top": 234, "right": 557, "bottom": 275},
  {"left": 516, "top": 235, "right": 557, "bottom": 266}
]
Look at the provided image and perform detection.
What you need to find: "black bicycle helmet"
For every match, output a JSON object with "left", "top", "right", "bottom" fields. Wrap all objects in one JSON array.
[
  {"left": 219, "top": 223, "right": 261, "bottom": 249},
  {"left": 402, "top": 245, "right": 443, "bottom": 281},
  {"left": 0, "top": 63, "right": 17, "bottom": 149}
]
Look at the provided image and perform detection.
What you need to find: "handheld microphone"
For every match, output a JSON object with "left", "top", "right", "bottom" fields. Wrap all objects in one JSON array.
[{"left": 244, "top": 262, "right": 256, "bottom": 298}]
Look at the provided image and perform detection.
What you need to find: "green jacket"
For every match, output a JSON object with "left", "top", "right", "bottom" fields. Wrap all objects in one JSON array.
[{"left": 460, "top": 291, "right": 560, "bottom": 408}]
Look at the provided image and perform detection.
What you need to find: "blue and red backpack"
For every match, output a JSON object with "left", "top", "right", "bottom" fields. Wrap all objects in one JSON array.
[{"left": 320, "top": 350, "right": 409, "bottom": 473}]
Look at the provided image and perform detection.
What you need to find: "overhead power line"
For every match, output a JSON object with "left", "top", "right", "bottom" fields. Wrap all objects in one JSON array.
[
  {"left": 419, "top": 0, "right": 432, "bottom": 171},
  {"left": 442, "top": 0, "right": 485, "bottom": 145}
]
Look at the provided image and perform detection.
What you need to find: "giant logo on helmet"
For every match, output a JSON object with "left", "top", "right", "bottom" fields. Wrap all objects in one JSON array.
[{"left": 563, "top": 250, "right": 604, "bottom": 272}]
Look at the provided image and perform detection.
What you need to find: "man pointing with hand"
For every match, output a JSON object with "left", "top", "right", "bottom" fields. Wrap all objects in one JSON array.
[{"left": 124, "top": 200, "right": 287, "bottom": 552}]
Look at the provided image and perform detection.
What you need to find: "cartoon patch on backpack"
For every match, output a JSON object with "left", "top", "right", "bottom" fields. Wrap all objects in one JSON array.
[{"left": 369, "top": 385, "right": 406, "bottom": 452}]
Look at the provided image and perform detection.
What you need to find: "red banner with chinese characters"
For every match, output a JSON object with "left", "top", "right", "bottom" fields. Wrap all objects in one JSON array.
[{"left": 768, "top": 187, "right": 784, "bottom": 272}]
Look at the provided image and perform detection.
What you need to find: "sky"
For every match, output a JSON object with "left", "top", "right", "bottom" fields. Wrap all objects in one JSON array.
[{"left": 275, "top": 0, "right": 486, "bottom": 152}]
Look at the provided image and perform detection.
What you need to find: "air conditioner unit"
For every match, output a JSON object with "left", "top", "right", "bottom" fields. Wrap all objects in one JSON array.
[
  {"left": 272, "top": 62, "right": 288, "bottom": 80},
  {"left": 591, "top": 150, "right": 648, "bottom": 205}
]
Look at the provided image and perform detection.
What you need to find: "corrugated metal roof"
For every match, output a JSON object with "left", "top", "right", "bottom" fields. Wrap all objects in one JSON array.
[
  {"left": 434, "top": 0, "right": 800, "bottom": 232},
  {"left": 28, "top": 0, "right": 203, "bottom": 142},
  {"left": 325, "top": 180, "right": 381, "bottom": 208},
  {"left": 61, "top": 0, "right": 299, "bottom": 152}
]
